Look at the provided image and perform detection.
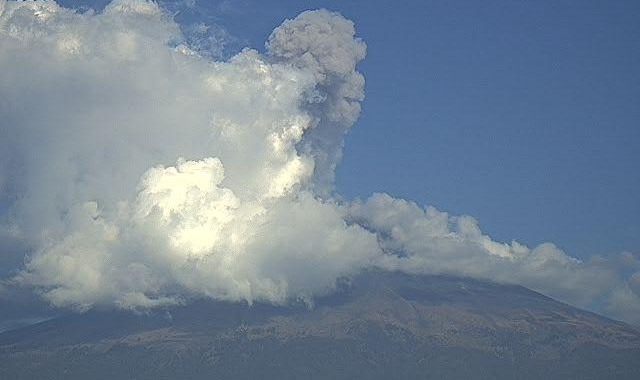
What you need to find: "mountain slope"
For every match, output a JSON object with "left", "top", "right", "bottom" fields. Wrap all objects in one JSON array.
[{"left": 1, "top": 271, "right": 639, "bottom": 379}]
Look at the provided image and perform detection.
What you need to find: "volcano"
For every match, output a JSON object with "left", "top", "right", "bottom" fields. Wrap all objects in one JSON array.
[{"left": 1, "top": 271, "right": 639, "bottom": 379}]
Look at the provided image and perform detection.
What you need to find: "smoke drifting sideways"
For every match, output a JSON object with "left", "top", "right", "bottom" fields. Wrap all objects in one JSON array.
[{"left": 0, "top": 0, "right": 638, "bottom": 324}]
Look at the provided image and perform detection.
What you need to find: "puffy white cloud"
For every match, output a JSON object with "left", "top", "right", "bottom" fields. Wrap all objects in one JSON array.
[
  {"left": 19, "top": 157, "right": 381, "bottom": 310},
  {"left": 1, "top": 0, "right": 638, "bottom": 324},
  {"left": 345, "top": 194, "right": 622, "bottom": 308},
  {"left": 1, "top": 0, "right": 377, "bottom": 310}
]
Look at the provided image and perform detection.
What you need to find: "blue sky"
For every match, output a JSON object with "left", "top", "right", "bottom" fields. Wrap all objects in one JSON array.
[{"left": 333, "top": 0, "right": 640, "bottom": 259}]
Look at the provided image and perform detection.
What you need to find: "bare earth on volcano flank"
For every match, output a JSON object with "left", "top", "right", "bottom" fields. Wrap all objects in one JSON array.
[{"left": 1, "top": 271, "right": 639, "bottom": 379}]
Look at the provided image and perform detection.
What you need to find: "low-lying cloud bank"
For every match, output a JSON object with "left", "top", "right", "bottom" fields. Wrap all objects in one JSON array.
[{"left": 0, "top": 0, "right": 638, "bottom": 324}]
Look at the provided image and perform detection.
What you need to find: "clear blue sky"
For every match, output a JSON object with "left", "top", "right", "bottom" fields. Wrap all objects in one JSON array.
[{"left": 60, "top": 0, "right": 639, "bottom": 259}]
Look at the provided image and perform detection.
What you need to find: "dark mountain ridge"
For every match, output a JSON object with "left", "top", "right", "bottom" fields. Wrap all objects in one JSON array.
[{"left": 1, "top": 271, "right": 639, "bottom": 379}]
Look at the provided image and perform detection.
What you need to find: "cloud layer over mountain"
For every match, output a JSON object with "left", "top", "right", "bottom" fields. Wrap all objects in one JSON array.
[{"left": 0, "top": 0, "right": 638, "bottom": 323}]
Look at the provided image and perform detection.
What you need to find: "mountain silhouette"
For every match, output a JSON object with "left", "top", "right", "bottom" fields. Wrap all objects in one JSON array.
[{"left": 1, "top": 271, "right": 639, "bottom": 379}]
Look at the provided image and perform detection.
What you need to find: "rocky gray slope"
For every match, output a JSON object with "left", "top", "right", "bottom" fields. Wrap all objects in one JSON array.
[{"left": 1, "top": 271, "right": 639, "bottom": 379}]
